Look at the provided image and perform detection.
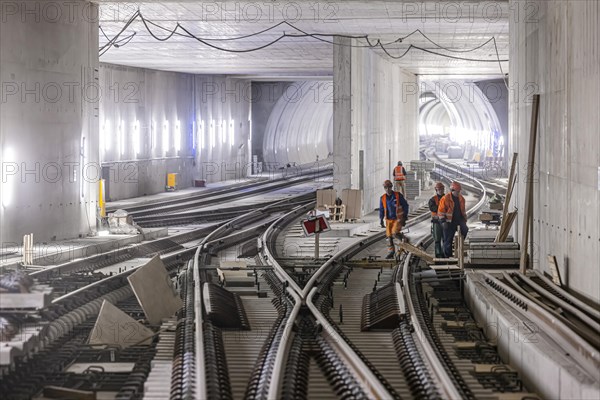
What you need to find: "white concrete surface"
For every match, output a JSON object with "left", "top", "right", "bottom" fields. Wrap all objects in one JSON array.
[
  {"left": 100, "top": 64, "right": 253, "bottom": 200},
  {"left": 508, "top": 0, "right": 600, "bottom": 302},
  {"left": 0, "top": 1, "right": 99, "bottom": 243},
  {"left": 466, "top": 272, "right": 600, "bottom": 399}
]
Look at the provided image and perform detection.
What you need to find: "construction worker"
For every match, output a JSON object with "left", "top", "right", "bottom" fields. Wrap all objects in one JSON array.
[
  {"left": 438, "top": 181, "right": 469, "bottom": 258},
  {"left": 392, "top": 161, "right": 407, "bottom": 195},
  {"left": 428, "top": 182, "right": 445, "bottom": 258},
  {"left": 379, "top": 179, "right": 409, "bottom": 259}
]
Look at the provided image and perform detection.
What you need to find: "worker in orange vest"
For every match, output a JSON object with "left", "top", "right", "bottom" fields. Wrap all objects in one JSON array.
[
  {"left": 428, "top": 182, "right": 445, "bottom": 258},
  {"left": 437, "top": 181, "right": 469, "bottom": 257},
  {"left": 392, "top": 161, "right": 407, "bottom": 195},
  {"left": 379, "top": 179, "right": 409, "bottom": 259}
]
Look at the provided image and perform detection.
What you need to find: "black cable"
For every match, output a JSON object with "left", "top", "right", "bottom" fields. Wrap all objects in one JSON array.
[
  {"left": 99, "top": 12, "right": 508, "bottom": 65},
  {"left": 99, "top": 10, "right": 140, "bottom": 56},
  {"left": 492, "top": 37, "right": 510, "bottom": 90}
]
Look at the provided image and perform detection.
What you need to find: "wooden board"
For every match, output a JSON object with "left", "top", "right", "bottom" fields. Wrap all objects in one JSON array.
[
  {"left": 88, "top": 300, "right": 154, "bottom": 348},
  {"left": 398, "top": 242, "right": 434, "bottom": 263},
  {"left": 520, "top": 95, "right": 540, "bottom": 272},
  {"left": 127, "top": 256, "right": 183, "bottom": 325},
  {"left": 316, "top": 189, "right": 337, "bottom": 208},
  {"left": 547, "top": 255, "right": 563, "bottom": 286}
]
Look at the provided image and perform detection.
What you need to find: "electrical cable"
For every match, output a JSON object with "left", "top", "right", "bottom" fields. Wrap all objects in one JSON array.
[
  {"left": 492, "top": 37, "right": 510, "bottom": 90},
  {"left": 99, "top": 11, "right": 508, "bottom": 65}
]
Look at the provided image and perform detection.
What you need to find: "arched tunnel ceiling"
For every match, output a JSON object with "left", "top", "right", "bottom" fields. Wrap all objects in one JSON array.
[
  {"left": 419, "top": 80, "right": 502, "bottom": 146},
  {"left": 97, "top": 1, "right": 509, "bottom": 76}
]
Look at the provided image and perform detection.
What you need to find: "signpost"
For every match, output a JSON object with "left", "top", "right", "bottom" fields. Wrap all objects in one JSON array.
[{"left": 301, "top": 214, "right": 331, "bottom": 259}]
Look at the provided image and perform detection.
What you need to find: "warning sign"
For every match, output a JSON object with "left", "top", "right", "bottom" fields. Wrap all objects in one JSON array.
[{"left": 301, "top": 216, "right": 331, "bottom": 236}]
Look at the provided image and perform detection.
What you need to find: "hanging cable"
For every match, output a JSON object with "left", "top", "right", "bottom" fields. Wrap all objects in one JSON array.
[{"left": 99, "top": 11, "right": 508, "bottom": 65}]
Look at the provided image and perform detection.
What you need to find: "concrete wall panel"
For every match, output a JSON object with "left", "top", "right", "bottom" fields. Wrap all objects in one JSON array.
[
  {"left": 0, "top": 1, "right": 99, "bottom": 243},
  {"left": 509, "top": 0, "right": 600, "bottom": 302},
  {"left": 99, "top": 66, "right": 252, "bottom": 200}
]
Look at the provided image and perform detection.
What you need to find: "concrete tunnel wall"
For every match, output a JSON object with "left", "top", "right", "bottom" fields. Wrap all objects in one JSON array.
[
  {"left": 0, "top": 1, "right": 99, "bottom": 244},
  {"left": 262, "top": 81, "right": 333, "bottom": 168},
  {"left": 509, "top": 0, "right": 600, "bottom": 302},
  {"left": 99, "top": 64, "right": 252, "bottom": 201}
]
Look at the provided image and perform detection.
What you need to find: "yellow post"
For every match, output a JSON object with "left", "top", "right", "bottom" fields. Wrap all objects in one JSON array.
[{"left": 98, "top": 179, "right": 106, "bottom": 218}]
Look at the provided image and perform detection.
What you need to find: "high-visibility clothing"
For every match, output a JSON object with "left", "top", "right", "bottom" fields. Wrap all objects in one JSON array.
[
  {"left": 437, "top": 192, "right": 467, "bottom": 222},
  {"left": 393, "top": 165, "right": 406, "bottom": 181},
  {"left": 379, "top": 192, "right": 409, "bottom": 221},
  {"left": 428, "top": 194, "right": 443, "bottom": 219}
]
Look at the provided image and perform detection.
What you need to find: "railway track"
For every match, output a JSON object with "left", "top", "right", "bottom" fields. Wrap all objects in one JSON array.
[
  {"left": 4, "top": 149, "right": 596, "bottom": 399},
  {"left": 0, "top": 187, "right": 315, "bottom": 398}
]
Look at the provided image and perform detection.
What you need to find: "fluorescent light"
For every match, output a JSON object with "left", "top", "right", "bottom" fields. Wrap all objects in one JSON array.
[
  {"left": 119, "top": 120, "right": 125, "bottom": 155},
  {"left": 133, "top": 120, "right": 140, "bottom": 156},
  {"left": 192, "top": 121, "right": 196, "bottom": 151},
  {"left": 1, "top": 147, "right": 15, "bottom": 207},
  {"left": 163, "top": 120, "right": 169, "bottom": 154},
  {"left": 210, "top": 120, "right": 215, "bottom": 148},
  {"left": 151, "top": 120, "right": 156, "bottom": 149},
  {"left": 103, "top": 119, "right": 110, "bottom": 152},
  {"left": 200, "top": 120, "right": 205, "bottom": 150},
  {"left": 229, "top": 119, "right": 234, "bottom": 145},
  {"left": 175, "top": 120, "right": 181, "bottom": 152},
  {"left": 221, "top": 119, "right": 226, "bottom": 144}
]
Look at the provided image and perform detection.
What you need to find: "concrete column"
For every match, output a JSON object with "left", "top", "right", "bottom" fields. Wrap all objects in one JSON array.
[
  {"left": 332, "top": 37, "right": 352, "bottom": 194},
  {"left": 333, "top": 39, "right": 419, "bottom": 214},
  {"left": 0, "top": 1, "right": 99, "bottom": 244}
]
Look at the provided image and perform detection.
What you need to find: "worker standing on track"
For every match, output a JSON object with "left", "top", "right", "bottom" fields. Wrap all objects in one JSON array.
[
  {"left": 428, "top": 182, "right": 446, "bottom": 258},
  {"left": 392, "top": 161, "right": 407, "bottom": 195},
  {"left": 380, "top": 180, "right": 409, "bottom": 259},
  {"left": 438, "top": 181, "right": 469, "bottom": 258}
]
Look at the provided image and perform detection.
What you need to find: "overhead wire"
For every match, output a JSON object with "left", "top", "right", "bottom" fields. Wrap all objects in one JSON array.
[{"left": 99, "top": 11, "right": 508, "bottom": 70}]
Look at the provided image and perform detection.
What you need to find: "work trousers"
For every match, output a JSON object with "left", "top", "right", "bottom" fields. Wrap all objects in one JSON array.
[
  {"left": 394, "top": 180, "right": 406, "bottom": 196},
  {"left": 431, "top": 221, "right": 444, "bottom": 258},
  {"left": 385, "top": 218, "right": 403, "bottom": 252},
  {"left": 442, "top": 220, "right": 469, "bottom": 258}
]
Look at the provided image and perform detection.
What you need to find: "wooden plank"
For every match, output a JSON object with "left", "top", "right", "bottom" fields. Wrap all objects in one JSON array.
[
  {"left": 498, "top": 212, "right": 518, "bottom": 242},
  {"left": 547, "top": 255, "right": 563, "bottom": 286},
  {"left": 127, "top": 255, "right": 183, "bottom": 325},
  {"left": 520, "top": 94, "right": 540, "bottom": 273},
  {"left": 473, "top": 364, "right": 516, "bottom": 373},
  {"left": 398, "top": 242, "right": 434, "bottom": 263},
  {"left": 496, "top": 153, "right": 518, "bottom": 242},
  {"left": 43, "top": 386, "right": 96, "bottom": 400}
]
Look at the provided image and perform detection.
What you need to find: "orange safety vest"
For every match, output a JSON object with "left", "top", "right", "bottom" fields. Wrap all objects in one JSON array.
[
  {"left": 393, "top": 165, "right": 406, "bottom": 181},
  {"left": 437, "top": 193, "right": 466, "bottom": 222},
  {"left": 430, "top": 195, "right": 441, "bottom": 218},
  {"left": 381, "top": 192, "right": 404, "bottom": 220}
]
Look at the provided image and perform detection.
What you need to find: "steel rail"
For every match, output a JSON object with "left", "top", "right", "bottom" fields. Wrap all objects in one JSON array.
[
  {"left": 482, "top": 271, "right": 600, "bottom": 378},
  {"left": 398, "top": 169, "right": 487, "bottom": 399}
]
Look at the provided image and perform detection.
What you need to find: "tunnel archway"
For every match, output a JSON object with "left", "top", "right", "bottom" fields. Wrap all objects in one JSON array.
[
  {"left": 419, "top": 80, "right": 504, "bottom": 165},
  {"left": 262, "top": 81, "right": 333, "bottom": 167}
]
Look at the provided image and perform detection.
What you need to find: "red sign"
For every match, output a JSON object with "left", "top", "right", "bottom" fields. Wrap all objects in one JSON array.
[{"left": 301, "top": 216, "right": 331, "bottom": 236}]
